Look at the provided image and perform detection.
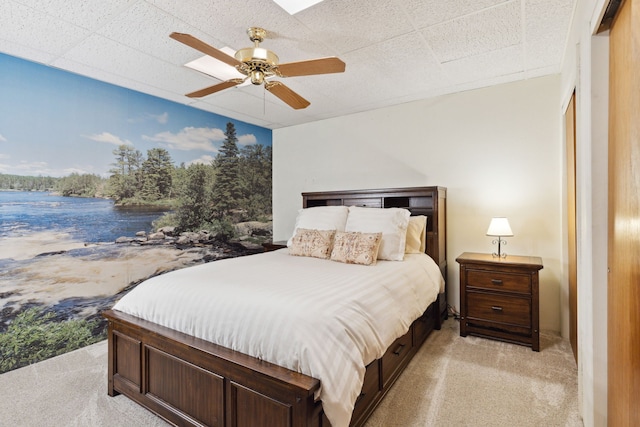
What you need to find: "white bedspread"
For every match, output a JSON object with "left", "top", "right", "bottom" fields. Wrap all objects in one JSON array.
[{"left": 113, "top": 249, "right": 444, "bottom": 427}]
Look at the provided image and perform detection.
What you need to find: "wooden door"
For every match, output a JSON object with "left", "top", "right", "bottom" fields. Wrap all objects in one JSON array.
[
  {"left": 608, "top": 0, "right": 640, "bottom": 424},
  {"left": 565, "top": 92, "right": 577, "bottom": 363}
]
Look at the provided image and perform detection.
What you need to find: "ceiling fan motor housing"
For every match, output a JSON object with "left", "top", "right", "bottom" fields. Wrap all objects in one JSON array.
[{"left": 235, "top": 46, "right": 279, "bottom": 85}]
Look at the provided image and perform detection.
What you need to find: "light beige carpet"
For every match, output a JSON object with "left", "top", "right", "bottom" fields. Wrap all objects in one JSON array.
[{"left": 0, "top": 319, "right": 581, "bottom": 426}]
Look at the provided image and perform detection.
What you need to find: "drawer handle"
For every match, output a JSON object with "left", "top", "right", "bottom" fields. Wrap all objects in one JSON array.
[
  {"left": 491, "top": 306, "right": 503, "bottom": 312},
  {"left": 393, "top": 343, "right": 407, "bottom": 356},
  {"left": 355, "top": 392, "right": 366, "bottom": 405},
  {"left": 491, "top": 279, "right": 503, "bottom": 285}
]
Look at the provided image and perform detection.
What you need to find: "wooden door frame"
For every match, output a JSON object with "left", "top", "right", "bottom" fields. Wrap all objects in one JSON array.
[{"left": 564, "top": 92, "right": 578, "bottom": 363}]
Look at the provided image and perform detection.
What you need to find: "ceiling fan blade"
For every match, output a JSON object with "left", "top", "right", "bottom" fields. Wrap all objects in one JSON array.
[
  {"left": 264, "top": 81, "right": 310, "bottom": 109},
  {"left": 186, "top": 79, "right": 245, "bottom": 98},
  {"left": 276, "top": 57, "right": 345, "bottom": 77},
  {"left": 170, "top": 32, "right": 242, "bottom": 68}
]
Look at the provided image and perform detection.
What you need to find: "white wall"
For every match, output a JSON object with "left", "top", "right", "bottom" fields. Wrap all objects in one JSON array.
[{"left": 273, "top": 75, "right": 563, "bottom": 333}]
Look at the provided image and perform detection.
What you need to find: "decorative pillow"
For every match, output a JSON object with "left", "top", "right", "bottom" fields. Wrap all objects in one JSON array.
[
  {"left": 330, "top": 231, "right": 382, "bottom": 266},
  {"left": 288, "top": 228, "right": 336, "bottom": 259},
  {"left": 405, "top": 215, "right": 427, "bottom": 254},
  {"left": 287, "top": 206, "right": 349, "bottom": 247},
  {"left": 345, "top": 207, "right": 411, "bottom": 261}
]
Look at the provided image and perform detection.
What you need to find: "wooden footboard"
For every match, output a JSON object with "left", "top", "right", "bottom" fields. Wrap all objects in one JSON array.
[{"left": 103, "top": 297, "right": 441, "bottom": 427}]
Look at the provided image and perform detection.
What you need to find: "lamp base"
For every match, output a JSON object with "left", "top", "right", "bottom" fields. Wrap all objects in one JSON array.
[{"left": 491, "top": 238, "right": 508, "bottom": 258}]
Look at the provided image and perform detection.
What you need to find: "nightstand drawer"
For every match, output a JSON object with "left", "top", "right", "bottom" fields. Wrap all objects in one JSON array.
[
  {"left": 466, "top": 269, "right": 531, "bottom": 294},
  {"left": 467, "top": 292, "right": 531, "bottom": 327}
]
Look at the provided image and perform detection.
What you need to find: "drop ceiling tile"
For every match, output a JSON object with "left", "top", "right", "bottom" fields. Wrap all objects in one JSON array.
[
  {"left": 302, "top": 32, "right": 447, "bottom": 108},
  {"left": 0, "top": 1, "right": 92, "bottom": 57},
  {"left": 422, "top": 0, "right": 521, "bottom": 63},
  {"left": 187, "top": 99, "right": 278, "bottom": 128},
  {"left": 10, "top": 0, "right": 136, "bottom": 31},
  {"left": 441, "top": 44, "right": 523, "bottom": 84},
  {"left": 524, "top": 0, "right": 574, "bottom": 70},
  {"left": 402, "top": 0, "right": 511, "bottom": 29},
  {"left": 49, "top": 56, "right": 188, "bottom": 104},
  {"left": 95, "top": 2, "right": 206, "bottom": 66},
  {"left": 295, "top": 0, "right": 413, "bottom": 54},
  {"left": 150, "top": 0, "right": 286, "bottom": 48},
  {"left": 55, "top": 34, "right": 215, "bottom": 94}
]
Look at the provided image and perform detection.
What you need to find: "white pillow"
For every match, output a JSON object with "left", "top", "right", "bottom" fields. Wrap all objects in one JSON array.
[
  {"left": 405, "top": 215, "right": 427, "bottom": 254},
  {"left": 287, "top": 206, "right": 349, "bottom": 246},
  {"left": 345, "top": 206, "right": 411, "bottom": 261}
]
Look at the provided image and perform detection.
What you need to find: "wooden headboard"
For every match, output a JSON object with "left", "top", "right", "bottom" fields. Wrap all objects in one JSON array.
[{"left": 302, "top": 186, "right": 447, "bottom": 317}]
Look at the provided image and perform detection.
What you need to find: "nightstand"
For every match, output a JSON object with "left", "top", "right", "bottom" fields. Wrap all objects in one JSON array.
[
  {"left": 262, "top": 240, "right": 288, "bottom": 252},
  {"left": 456, "top": 252, "right": 543, "bottom": 351}
]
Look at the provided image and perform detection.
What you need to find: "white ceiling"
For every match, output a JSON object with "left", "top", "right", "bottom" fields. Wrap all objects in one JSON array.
[{"left": 0, "top": 0, "right": 575, "bottom": 130}]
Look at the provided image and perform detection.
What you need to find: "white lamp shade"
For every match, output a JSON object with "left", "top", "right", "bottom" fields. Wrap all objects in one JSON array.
[{"left": 486, "top": 217, "right": 513, "bottom": 237}]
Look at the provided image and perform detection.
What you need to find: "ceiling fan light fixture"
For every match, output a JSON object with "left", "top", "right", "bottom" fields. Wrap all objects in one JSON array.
[{"left": 250, "top": 70, "right": 265, "bottom": 85}]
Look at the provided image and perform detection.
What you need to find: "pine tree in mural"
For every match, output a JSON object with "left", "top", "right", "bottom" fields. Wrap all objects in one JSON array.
[
  {"left": 212, "top": 122, "right": 241, "bottom": 218},
  {"left": 140, "top": 148, "right": 173, "bottom": 200},
  {"left": 108, "top": 144, "right": 142, "bottom": 201},
  {"left": 239, "top": 144, "right": 272, "bottom": 219},
  {"left": 175, "top": 163, "right": 216, "bottom": 231}
]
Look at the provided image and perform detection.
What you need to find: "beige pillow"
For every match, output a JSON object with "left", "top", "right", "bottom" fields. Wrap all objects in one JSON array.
[
  {"left": 287, "top": 206, "right": 349, "bottom": 246},
  {"left": 405, "top": 216, "right": 427, "bottom": 253},
  {"left": 288, "top": 228, "right": 336, "bottom": 259},
  {"left": 330, "top": 231, "right": 382, "bottom": 266},
  {"left": 345, "top": 206, "right": 411, "bottom": 261}
]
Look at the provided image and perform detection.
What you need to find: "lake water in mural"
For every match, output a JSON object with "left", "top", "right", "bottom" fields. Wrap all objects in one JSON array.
[
  {"left": 0, "top": 52, "right": 273, "bottom": 374},
  {"left": 0, "top": 191, "right": 166, "bottom": 244}
]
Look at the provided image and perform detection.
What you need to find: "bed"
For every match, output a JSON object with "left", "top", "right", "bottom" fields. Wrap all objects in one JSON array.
[{"left": 103, "top": 186, "right": 447, "bottom": 427}]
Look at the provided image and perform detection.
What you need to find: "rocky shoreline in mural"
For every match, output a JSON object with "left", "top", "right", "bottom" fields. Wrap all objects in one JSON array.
[{"left": 0, "top": 221, "right": 272, "bottom": 373}]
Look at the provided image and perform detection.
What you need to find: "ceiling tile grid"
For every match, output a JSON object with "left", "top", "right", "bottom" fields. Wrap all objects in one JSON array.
[{"left": 0, "top": 0, "right": 576, "bottom": 129}]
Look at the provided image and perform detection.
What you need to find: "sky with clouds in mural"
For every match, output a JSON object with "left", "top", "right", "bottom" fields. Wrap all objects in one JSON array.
[{"left": 0, "top": 53, "right": 272, "bottom": 178}]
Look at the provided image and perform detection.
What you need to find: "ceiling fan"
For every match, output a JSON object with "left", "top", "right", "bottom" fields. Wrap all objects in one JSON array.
[{"left": 170, "top": 27, "right": 346, "bottom": 110}]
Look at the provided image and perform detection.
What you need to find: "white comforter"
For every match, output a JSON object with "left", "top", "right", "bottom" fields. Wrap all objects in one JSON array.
[{"left": 113, "top": 249, "right": 444, "bottom": 427}]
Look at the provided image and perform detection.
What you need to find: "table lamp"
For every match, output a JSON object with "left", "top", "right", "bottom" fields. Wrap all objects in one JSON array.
[{"left": 486, "top": 217, "right": 513, "bottom": 258}]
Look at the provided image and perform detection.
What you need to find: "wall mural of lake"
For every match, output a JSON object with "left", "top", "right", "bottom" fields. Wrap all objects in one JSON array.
[{"left": 0, "top": 52, "right": 273, "bottom": 373}]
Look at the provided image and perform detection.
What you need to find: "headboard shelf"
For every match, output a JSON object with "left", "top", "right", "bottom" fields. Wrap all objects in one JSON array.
[
  {"left": 303, "top": 186, "right": 446, "bottom": 260},
  {"left": 302, "top": 186, "right": 447, "bottom": 318}
]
